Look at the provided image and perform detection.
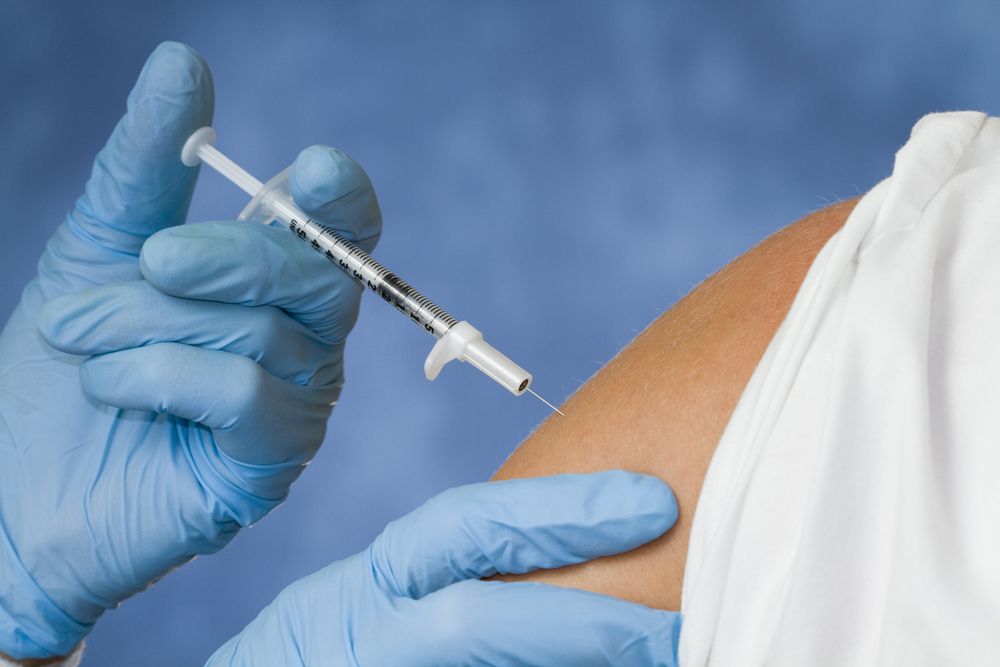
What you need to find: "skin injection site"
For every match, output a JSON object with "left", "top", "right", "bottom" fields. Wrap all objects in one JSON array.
[{"left": 1, "top": 3, "right": 999, "bottom": 666}]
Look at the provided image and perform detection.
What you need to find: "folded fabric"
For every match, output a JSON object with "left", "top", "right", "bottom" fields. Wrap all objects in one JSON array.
[{"left": 681, "top": 112, "right": 1000, "bottom": 666}]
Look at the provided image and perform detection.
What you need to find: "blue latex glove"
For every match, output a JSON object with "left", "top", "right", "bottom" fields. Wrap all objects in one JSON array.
[
  {"left": 0, "top": 42, "right": 380, "bottom": 659},
  {"left": 206, "top": 471, "right": 683, "bottom": 666}
]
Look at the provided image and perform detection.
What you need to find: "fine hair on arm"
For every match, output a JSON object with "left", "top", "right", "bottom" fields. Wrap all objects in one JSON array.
[{"left": 492, "top": 198, "right": 857, "bottom": 610}]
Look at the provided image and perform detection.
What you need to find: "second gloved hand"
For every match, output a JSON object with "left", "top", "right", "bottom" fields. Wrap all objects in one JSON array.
[{"left": 206, "top": 471, "right": 683, "bottom": 667}]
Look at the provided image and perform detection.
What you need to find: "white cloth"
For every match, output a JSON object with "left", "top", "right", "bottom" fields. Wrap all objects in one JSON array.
[{"left": 680, "top": 111, "right": 1000, "bottom": 666}]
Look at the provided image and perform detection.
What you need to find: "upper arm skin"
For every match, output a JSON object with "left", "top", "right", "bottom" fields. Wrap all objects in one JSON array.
[{"left": 492, "top": 198, "right": 857, "bottom": 611}]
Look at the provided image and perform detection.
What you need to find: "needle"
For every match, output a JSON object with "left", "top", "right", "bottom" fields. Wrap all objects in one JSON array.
[{"left": 528, "top": 388, "right": 565, "bottom": 416}]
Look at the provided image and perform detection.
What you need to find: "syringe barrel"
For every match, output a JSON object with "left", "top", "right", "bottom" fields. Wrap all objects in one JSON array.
[
  {"left": 288, "top": 214, "right": 459, "bottom": 339},
  {"left": 183, "top": 127, "right": 536, "bottom": 398},
  {"left": 242, "top": 173, "right": 459, "bottom": 339}
]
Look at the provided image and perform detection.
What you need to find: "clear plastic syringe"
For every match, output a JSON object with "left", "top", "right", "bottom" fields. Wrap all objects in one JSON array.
[{"left": 181, "top": 127, "right": 561, "bottom": 411}]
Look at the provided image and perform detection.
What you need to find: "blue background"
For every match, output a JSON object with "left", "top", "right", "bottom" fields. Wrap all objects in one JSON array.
[{"left": 2, "top": 1, "right": 998, "bottom": 663}]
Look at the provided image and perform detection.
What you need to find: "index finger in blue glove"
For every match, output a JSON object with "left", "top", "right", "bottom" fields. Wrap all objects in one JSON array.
[
  {"left": 139, "top": 146, "right": 381, "bottom": 343},
  {"left": 64, "top": 42, "right": 213, "bottom": 262},
  {"left": 369, "top": 470, "right": 678, "bottom": 600},
  {"left": 359, "top": 580, "right": 681, "bottom": 667}
]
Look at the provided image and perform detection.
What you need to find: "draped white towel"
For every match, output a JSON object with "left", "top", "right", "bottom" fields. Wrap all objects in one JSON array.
[{"left": 681, "top": 111, "right": 1000, "bottom": 666}]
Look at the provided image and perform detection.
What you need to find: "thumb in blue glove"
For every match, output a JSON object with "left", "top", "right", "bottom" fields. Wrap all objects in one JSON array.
[{"left": 206, "top": 471, "right": 683, "bottom": 667}]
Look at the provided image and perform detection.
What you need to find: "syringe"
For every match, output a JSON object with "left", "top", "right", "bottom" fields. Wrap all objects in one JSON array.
[{"left": 181, "top": 127, "right": 561, "bottom": 412}]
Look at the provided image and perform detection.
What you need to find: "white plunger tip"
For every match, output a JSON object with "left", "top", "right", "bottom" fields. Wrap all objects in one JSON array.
[{"left": 181, "top": 126, "right": 217, "bottom": 167}]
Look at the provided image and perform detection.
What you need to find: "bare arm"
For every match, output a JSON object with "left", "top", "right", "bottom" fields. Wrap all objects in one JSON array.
[{"left": 493, "top": 198, "right": 857, "bottom": 611}]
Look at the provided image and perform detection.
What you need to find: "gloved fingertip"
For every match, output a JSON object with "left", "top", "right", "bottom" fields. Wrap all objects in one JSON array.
[
  {"left": 109, "top": 41, "right": 213, "bottom": 179},
  {"left": 288, "top": 145, "right": 381, "bottom": 251},
  {"left": 36, "top": 293, "right": 98, "bottom": 352},
  {"left": 139, "top": 225, "right": 214, "bottom": 292},
  {"left": 35, "top": 298, "right": 68, "bottom": 347},
  {"left": 620, "top": 607, "right": 683, "bottom": 667},
  {"left": 78, "top": 355, "right": 125, "bottom": 402},
  {"left": 134, "top": 41, "right": 213, "bottom": 108},
  {"left": 138, "top": 229, "right": 175, "bottom": 286},
  {"left": 600, "top": 469, "right": 679, "bottom": 535},
  {"left": 639, "top": 608, "right": 683, "bottom": 667},
  {"left": 290, "top": 145, "right": 369, "bottom": 211},
  {"left": 68, "top": 41, "right": 214, "bottom": 254},
  {"left": 641, "top": 474, "right": 680, "bottom": 533}
]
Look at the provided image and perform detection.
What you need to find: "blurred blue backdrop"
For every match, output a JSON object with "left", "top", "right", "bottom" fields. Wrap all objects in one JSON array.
[{"left": 1, "top": 1, "right": 998, "bottom": 663}]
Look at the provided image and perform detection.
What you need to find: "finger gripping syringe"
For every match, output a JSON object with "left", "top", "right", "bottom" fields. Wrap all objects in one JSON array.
[{"left": 181, "top": 127, "right": 556, "bottom": 406}]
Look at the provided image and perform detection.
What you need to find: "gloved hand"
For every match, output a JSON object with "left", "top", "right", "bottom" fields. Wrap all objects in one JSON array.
[
  {"left": 206, "top": 471, "right": 682, "bottom": 667},
  {"left": 0, "top": 42, "right": 380, "bottom": 659}
]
